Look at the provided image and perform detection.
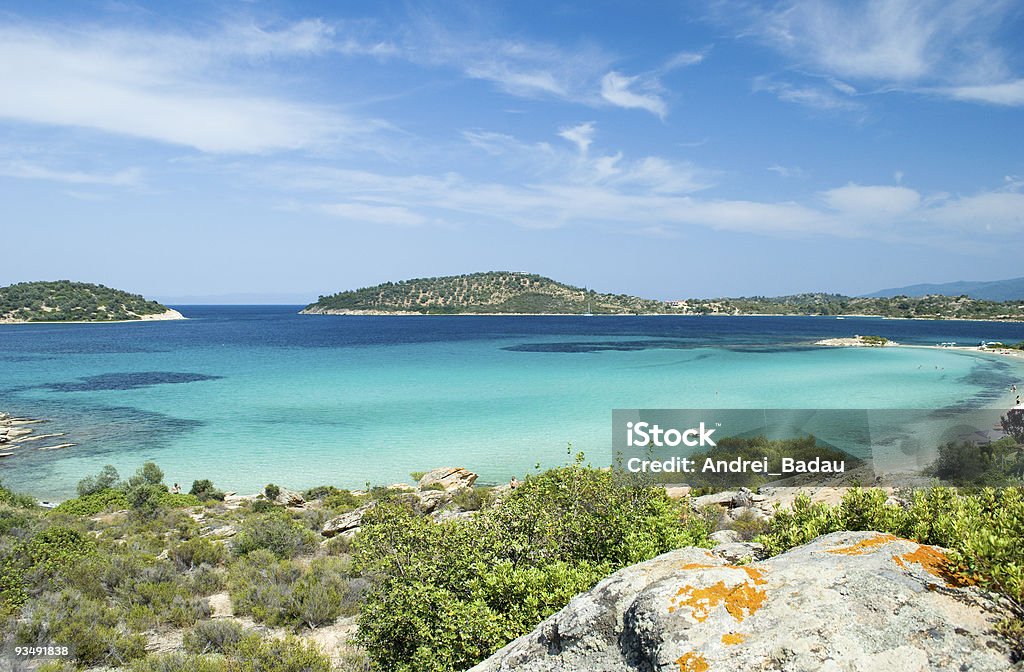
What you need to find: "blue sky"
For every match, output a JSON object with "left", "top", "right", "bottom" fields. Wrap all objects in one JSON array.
[{"left": 1, "top": 1, "right": 1022, "bottom": 302}]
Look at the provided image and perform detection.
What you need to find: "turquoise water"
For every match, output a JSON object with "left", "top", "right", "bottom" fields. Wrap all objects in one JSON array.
[{"left": 2, "top": 307, "right": 1023, "bottom": 498}]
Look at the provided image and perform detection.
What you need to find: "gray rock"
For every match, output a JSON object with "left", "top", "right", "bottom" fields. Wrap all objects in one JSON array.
[
  {"left": 416, "top": 489, "right": 452, "bottom": 514},
  {"left": 708, "top": 529, "right": 742, "bottom": 545},
  {"left": 273, "top": 488, "right": 305, "bottom": 507},
  {"left": 470, "top": 531, "right": 1015, "bottom": 672},
  {"left": 322, "top": 504, "right": 374, "bottom": 537},
  {"left": 418, "top": 467, "right": 478, "bottom": 491},
  {"left": 726, "top": 505, "right": 768, "bottom": 522},
  {"left": 711, "top": 541, "right": 767, "bottom": 564}
]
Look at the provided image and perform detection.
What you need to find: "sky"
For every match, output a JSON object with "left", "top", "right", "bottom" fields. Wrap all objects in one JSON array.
[{"left": 0, "top": 0, "right": 1022, "bottom": 302}]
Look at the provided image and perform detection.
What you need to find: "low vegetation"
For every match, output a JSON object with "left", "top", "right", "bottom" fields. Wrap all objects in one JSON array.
[
  {"left": 2, "top": 452, "right": 1023, "bottom": 670},
  {"left": 0, "top": 281, "right": 172, "bottom": 322}
]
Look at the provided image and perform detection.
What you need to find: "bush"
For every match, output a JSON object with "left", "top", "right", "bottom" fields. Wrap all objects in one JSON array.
[
  {"left": 233, "top": 513, "right": 317, "bottom": 559},
  {"left": 190, "top": 479, "right": 226, "bottom": 501},
  {"left": 323, "top": 489, "right": 363, "bottom": 512},
  {"left": 183, "top": 619, "right": 248, "bottom": 654},
  {"left": 452, "top": 487, "right": 491, "bottom": 511},
  {"left": 129, "top": 652, "right": 227, "bottom": 672},
  {"left": 264, "top": 484, "right": 281, "bottom": 500},
  {"left": 229, "top": 552, "right": 362, "bottom": 629},
  {"left": 77, "top": 465, "right": 120, "bottom": 497},
  {"left": 170, "top": 537, "right": 229, "bottom": 570},
  {"left": 230, "top": 634, "right": 331, "bottom": 672},
  {"left": 15, "top": 590, "right": 147, "bottom": 667},
  {"left": 53, "top": 488, "right": 129, "bottom": 516},
  {"left": 0, "top": 481, "right": 37, "bottom": 508},
  {"left": 353, "top": 462, "right": 711, "bottom": 672}
]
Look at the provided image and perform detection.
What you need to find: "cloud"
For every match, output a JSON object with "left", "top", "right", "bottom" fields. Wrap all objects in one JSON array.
[
  {"left": 558, "top": 122, "right": 596, "bottom": 155},
  {"left": 941, "top": 78, "right": 1024, "bottom": 106},
  {"left": 0, "top": 22, "right": 374, "bottom": 153},
  {"left": 600, "top": 72, "right": 668, "bottom": 117},
  {"left": 822, "top": 184, "right": 922, "bottom": 216},
  {"left": 314, "top": 202, "right": 427, "bottom": 227},
  {"left": 727, "top": 0, "right": 1024, "bottom": 107},
  {"left": 753, "top": 76, "right": 863, "bottom": 111},
  {"left": 767, "top": 164, "right": 807, "bottom": 179},
  {"left": 0, "top": 160, "right": 142, "bottom": 187}
]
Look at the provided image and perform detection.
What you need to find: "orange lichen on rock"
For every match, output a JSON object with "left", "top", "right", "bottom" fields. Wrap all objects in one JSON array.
[
  {"left": 679, "top": 563, "right": 718, "bottom": 571},
  {"left": 670, "top": 578, "right": 767, "bottom": 622},
  {"left": 893, "top": 545, "right": 975, "bottom": 587},
  {"left": 676, "top": 651, "right": 710, "bottom": 672},
  {"left": 739, "top": 566, "right": 767, "bottom": 585},
  {"left": 827, "top": 533, "right": 899, "bottom": 556},
  {"left": 721, "top": 632, "right": 746, "bottom": 646}
]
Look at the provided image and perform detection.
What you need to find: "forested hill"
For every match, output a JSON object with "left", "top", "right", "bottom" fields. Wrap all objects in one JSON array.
[
  {"left": 303, "top": 272, "right": 672, "bottom": 314},
  {"left": 0, "top": 281, "right": 178, "bottom": 322}
]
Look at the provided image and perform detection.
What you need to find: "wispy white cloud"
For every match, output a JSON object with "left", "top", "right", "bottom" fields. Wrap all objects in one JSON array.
[
  {"left": 558, "top": 122, "right": 596, "bottom": 155},
  {"left": 726, "top": 0, "right": 1024, "bottom": 107},
  {"left": 752, "top": 76, "right": 863, "bottom": 111},
  {"left": 600, "top": 72, "right": 668, "bottom": 117},
  {"left": 0, "top": 22, "right": 379, "bottom": 153},
  {"left": 0, "top": 160, "right": 142, "bottom": 186}
]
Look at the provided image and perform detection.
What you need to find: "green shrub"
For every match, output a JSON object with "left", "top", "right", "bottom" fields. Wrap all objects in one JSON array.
[
  {"left": 157, "top": 492, "right": 202, "bottom": 508},
  {"left": 189, "top": 479, "right": 226, "bottom": 501},
  {"left": 230, "top": 634, "right": 331, "bottom": 672},
  {"left": 264, "top": 484, "right": 281, "bottom": 500},
  {"left": 77, "top": 465, "right": 120, "bottom": 497},
  {"left": 452, "top": 487, "right": 492, "bottom": 511},
  {"left": 323, "top": 489, "right": 363, "bottom": 512},
  {"left": 183, "top": 619, "right": 248, "bottom": 654},
  {"left": 0, "top": 481, "right": 38, "bottom": 508},
  {"left": 170, "top": 537, "right": 229, "bottom": 570},
  {"left": 53, "top": 488, "right": 129, "bottom": 516},
  {"left": 353, "top": 462, "right": 711, "bottom": 672},
  {"left": 302, "top": 485, "right": 340, "bottom": 500},
  {"left": 15, "top": 590, "right": 146, "bottom": 667},
  {"left": 233, "top": 513, "right": 317, "bottom": 559},
  {"left": 188, "top": 563, "right": 227, "bottom": 595},
  {"left": 129, "top": 652, "right": 227, "bottom": 672}
]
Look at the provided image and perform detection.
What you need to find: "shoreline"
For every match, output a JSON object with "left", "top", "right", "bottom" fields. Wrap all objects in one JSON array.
[
  {"left": 301, "top": 309, "right": 1024, "bottom": 322},
  {"left": 0, "top": 308, "right": 186, "bottom": 325}
]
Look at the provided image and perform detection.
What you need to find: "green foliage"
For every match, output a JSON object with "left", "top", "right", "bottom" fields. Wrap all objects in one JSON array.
[
  {"left": 230, "top": 634, "right": 331, "bottom": 672},
  {"left": 0, "top": 280, "right": 170, "bottom": 322},
  {"left": 53, "top": 488, "right": 129, "bottom": 515},
  {"left": 264, "top": 484, "right": 282, "bottom": 500},
  {"left": 353, "top": 462, "right": 710, "bottom": 672},
  {"left": 77, "top": 464, "right": 121, "bottom": 496},
  {"left": 170, "top": 537, "right": 229, "bottom": 570},
  {"left": 307, "top": 272, "right": 673, "bottom": 315},
  {"left": 129, "top": 652, "right": 227, "bottom": 672},
  {"left": 927, "top": 438, "right": 1023, "bottom": 485},
  {"left": 859, "top": 334, "right": 888, "bottom": 345},
  {"left": 0, "top": 481, "right": 37, "bottom": 508},
  {"left": 229, "top": 552, "right": 363, "bottom": 629},
  {"left": 190, "top": 479, "right": 226, "bottom": 501},
  {"left": 183, "top": 620, "right": 249, "bottom": 654},
  {"left": 452, "top": 486, "right": 491, "bottom": 511},
  {"left": 233, "top": 512, "right": 318, "bottom": 559},
  {"left": 130, "top": 462, "right": 166, "bottom": 487},
  {"left": 15, "top": 590, "right": 147, "bottom": 667},
  {"left": 757, "top": 486, "right": 1024, "bottom": 644}
]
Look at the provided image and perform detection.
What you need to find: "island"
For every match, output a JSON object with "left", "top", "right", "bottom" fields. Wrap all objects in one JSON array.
[
  {"left": 303, "top": 272, "right": 1024, "bottom": 320},
  {"left": 302, "top": 271, "right": 672, "bottom": 315},
  {"left": 0, "top": 280, "right": 183, "bottom": 323}
]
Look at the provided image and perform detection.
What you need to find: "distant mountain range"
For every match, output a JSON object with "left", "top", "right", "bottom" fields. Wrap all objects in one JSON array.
[{"left": 865, "top": 277, "right": 1024, "bottom": 301}]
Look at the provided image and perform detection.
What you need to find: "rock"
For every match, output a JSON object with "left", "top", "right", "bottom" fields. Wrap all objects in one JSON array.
[
  {"left": 663, "top": 485, "right": 691, "bottom": 499},
  {"left": 322, "top": 504, "right": 374, "bottom": 538},
  {"left": 691, "top": 490, "right": 738, "bottom": 509},
  {"left": 418, "top": 467, "right": 478, "bottom": 491},
  {"left": 387, "top": 482, "right": 415, "bottom": 492},
  {"left": 416, "top": 489, "right": 452, "bottom": 514},
  {"left": 711, "top": 541, "right": 767, "bottom": 564},
  {"left": 726, "top": 505, "right": 768, "bottom": 522},
  {"left": 709, "top": 529, "right": 742, "bottom": 545},
  {"left": 469, "top": 531, "right": 1015, "bottom": 672},
  {"left": 274, "top": 488, "right": 305, "bottom": 507},
  {"left": 207, "top": 592, "right": 233, "bottom": 618}
]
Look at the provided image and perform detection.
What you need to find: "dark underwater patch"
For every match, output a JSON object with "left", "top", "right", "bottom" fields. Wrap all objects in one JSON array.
[
  {"left": 503, "top": 339, "right": 694, "bottom": 353},
  {"left": 42, "top": 371, "right": 223, "bottom": 392}
]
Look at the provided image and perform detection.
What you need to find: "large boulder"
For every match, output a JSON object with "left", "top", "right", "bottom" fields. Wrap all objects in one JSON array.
[
  {"left": 273, "top": 487, "right": 305, "bottom": 508},
  {"left": 418, "top": 467, "right": 478, "bottom": 491},
  {"left": 321, "top": 504, "right": 374, "bottom": 538},
  {"left": 469, "top": 531, "right": 1015, "bottom": 672}
]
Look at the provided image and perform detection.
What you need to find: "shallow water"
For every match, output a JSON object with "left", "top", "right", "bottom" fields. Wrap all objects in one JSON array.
[{"left": 2, "top": 307, "right": 1023, "bottom": 497}]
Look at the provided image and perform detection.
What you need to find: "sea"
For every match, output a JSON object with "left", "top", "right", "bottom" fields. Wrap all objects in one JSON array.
[{"left": 2, "top": 306, "right": 1023, "bottom": 499}]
